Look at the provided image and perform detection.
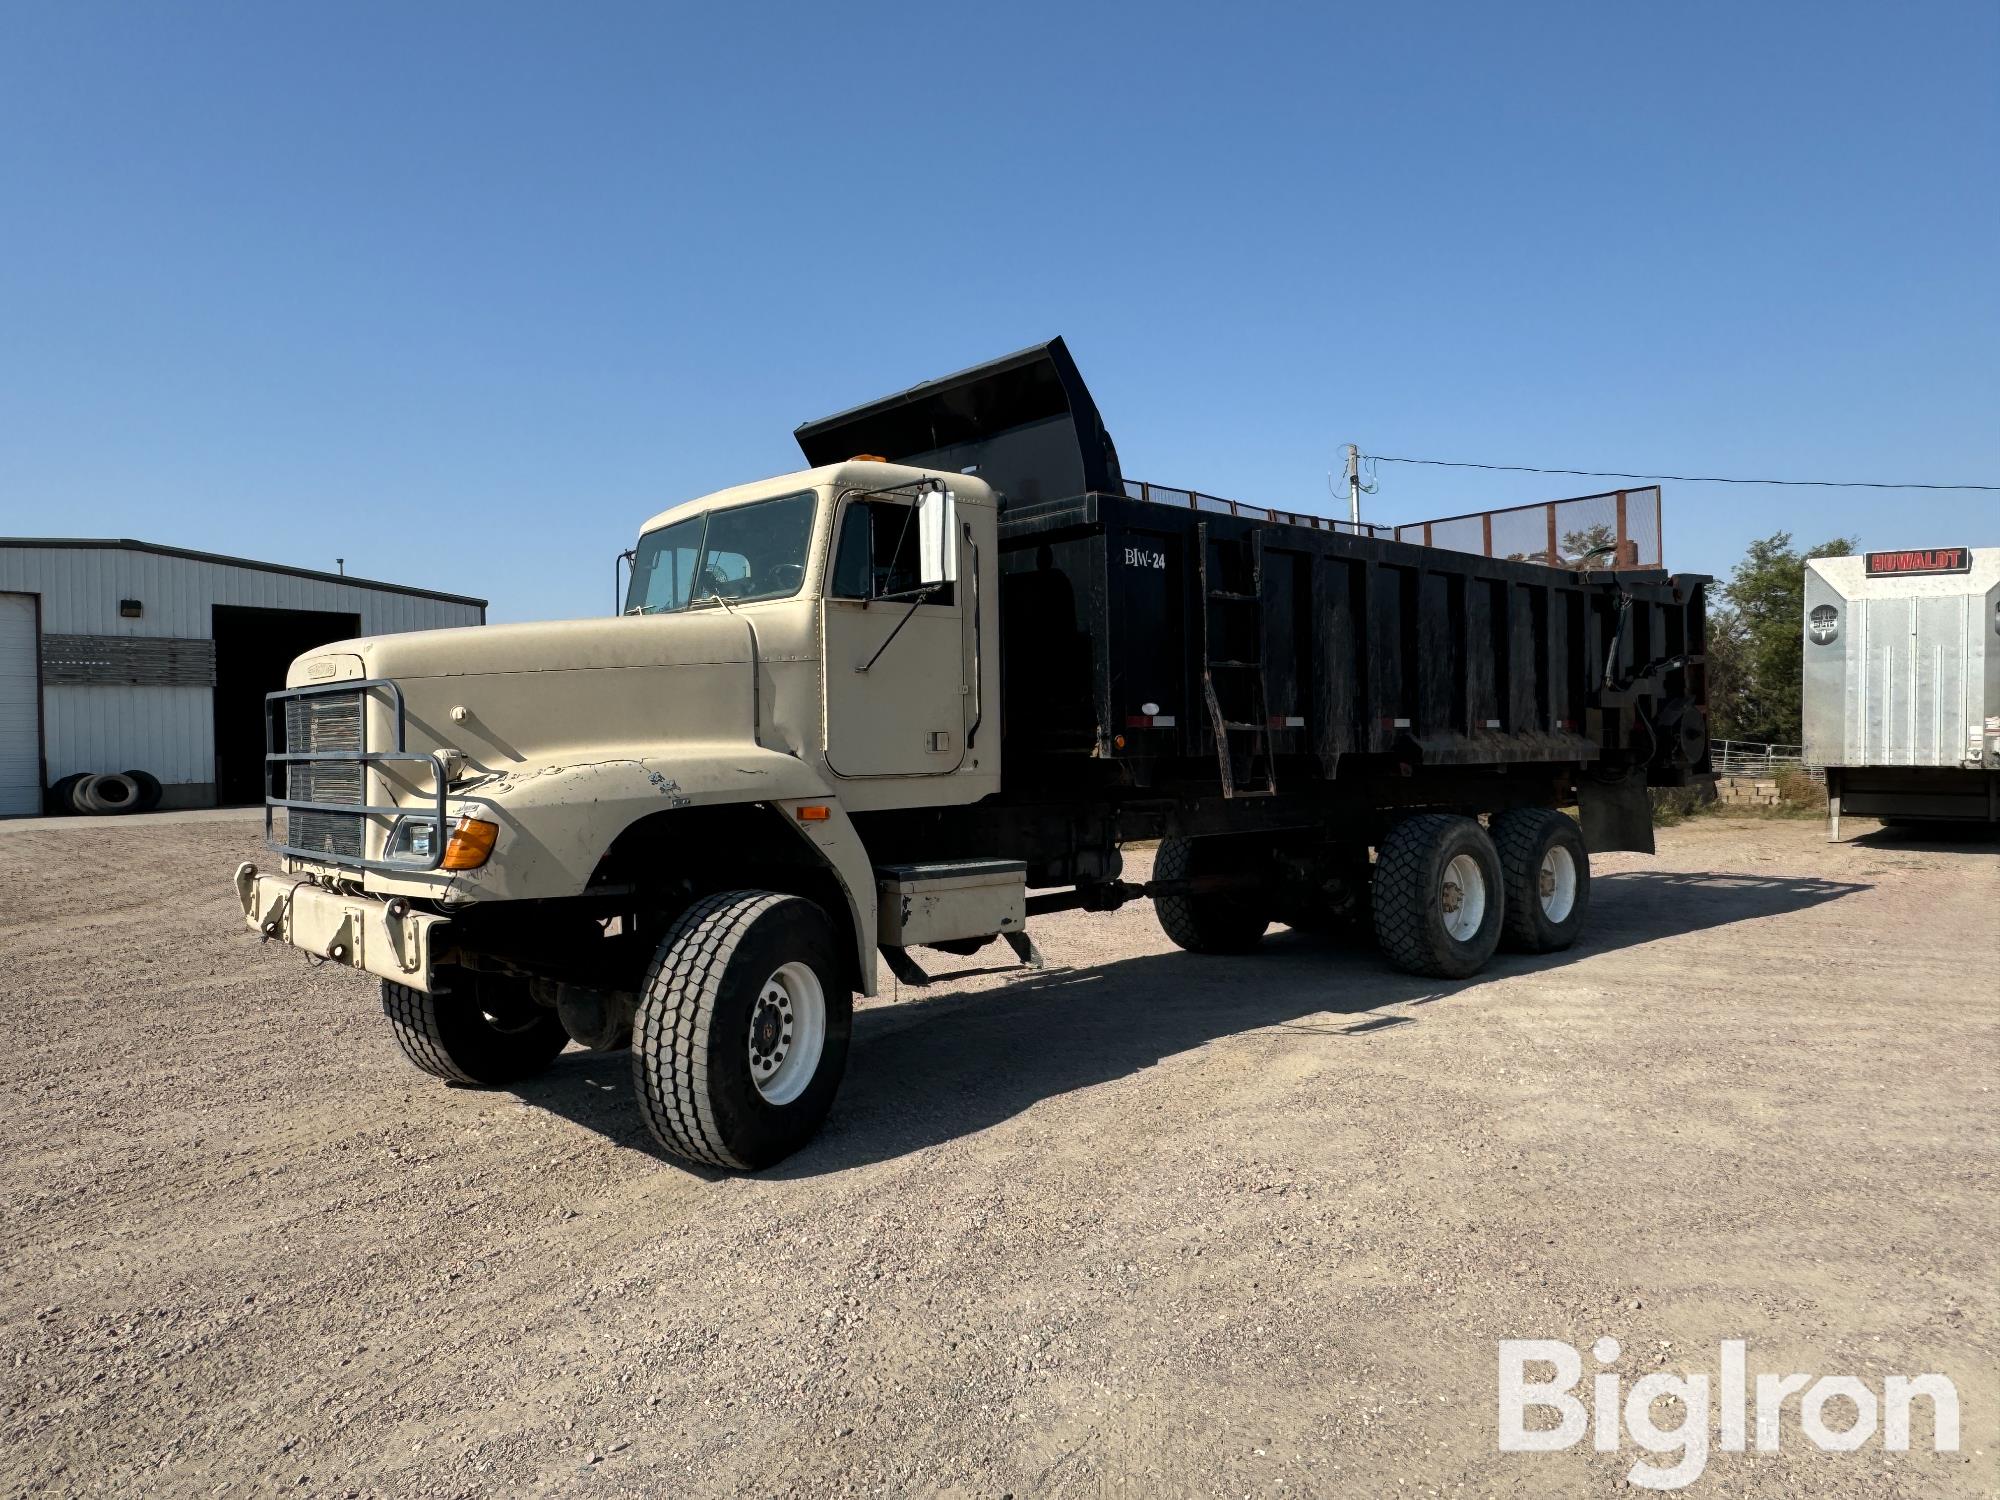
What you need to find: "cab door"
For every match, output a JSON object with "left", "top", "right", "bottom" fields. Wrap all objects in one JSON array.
[{"left": 821, "top": 488, "right": 968, "bottom": 778}]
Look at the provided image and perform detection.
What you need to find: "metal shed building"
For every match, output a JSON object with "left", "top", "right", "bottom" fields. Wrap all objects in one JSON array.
[{"left": 0, "top": 539, "right": 485, "bottom": 817}]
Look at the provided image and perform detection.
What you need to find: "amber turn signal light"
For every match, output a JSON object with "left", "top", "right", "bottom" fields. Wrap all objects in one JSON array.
[
  {"left": 441, "top": 815, "right": 499, "bottom": 870},
  {"left": 794, "top": 804, "right": 830, "bottom": 823}
]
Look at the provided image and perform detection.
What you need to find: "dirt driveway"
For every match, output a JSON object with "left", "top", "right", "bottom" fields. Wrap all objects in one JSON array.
[{"left": 2, "top": 813, "right": 1994, "bottom": 1497}]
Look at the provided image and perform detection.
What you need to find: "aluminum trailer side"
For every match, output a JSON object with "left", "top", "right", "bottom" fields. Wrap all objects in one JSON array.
[{"left": 1805, "top": 548, "right": 2000, "bottom": 830}]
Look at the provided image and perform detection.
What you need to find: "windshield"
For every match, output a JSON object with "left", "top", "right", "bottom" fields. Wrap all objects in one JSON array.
[{"left": 625, "top": 491, "right": 817, "bottom": 614}]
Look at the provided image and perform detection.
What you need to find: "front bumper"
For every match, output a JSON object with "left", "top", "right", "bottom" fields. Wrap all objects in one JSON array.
[{"left": 235, "top": 863, "right": 449, "bottom": 992}]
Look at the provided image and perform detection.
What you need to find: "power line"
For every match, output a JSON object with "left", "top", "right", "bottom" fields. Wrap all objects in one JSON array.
[{"left": 1359, "top": 453, "right": 1999, "bottom": 493}]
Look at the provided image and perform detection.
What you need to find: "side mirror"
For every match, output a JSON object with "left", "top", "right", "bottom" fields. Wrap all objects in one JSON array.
[{"left": 917, "top": 488, "right": 957, "bottom": 587}]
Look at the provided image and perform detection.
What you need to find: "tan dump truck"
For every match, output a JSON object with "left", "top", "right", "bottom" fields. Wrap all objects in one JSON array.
[{"left": 237, "top": 340, "right": 1712, "bottom": 1170}]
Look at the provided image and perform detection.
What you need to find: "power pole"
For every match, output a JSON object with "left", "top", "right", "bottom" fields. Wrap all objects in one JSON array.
[{"left": 1345, "top": 445, "right": 1361, "bottom": 530}]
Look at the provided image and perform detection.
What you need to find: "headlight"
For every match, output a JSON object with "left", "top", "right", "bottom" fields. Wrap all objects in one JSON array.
[{"left": 387, "top": 816, "right": 439, "bottom": 863}]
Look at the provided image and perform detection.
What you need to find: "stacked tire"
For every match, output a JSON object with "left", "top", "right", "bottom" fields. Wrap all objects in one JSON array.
[{"left": 46, "top": 770, "right": 164, "bottom": 815}]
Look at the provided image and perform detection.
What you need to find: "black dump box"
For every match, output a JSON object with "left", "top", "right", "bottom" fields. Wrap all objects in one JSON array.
[{"left": 798, "top": 339, "right": 1712, "bottom": 807}]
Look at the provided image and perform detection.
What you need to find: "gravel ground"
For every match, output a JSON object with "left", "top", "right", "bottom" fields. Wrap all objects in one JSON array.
[{"left": 1, "top": 812, "right": 1994, "bottom": 1498}]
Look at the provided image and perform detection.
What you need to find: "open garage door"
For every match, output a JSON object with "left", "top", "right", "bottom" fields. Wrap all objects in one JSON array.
[
  {"left": 0, "top": 593, "right": 42, "bottom": 817},
  {"left": 211, "top": 604, "right": 361, "bottom": 807}
]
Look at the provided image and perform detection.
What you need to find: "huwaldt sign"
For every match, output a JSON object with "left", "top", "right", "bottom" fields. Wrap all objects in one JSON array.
[{"left": 1864, "top": 547, "right": 1972, "bottom": 577}]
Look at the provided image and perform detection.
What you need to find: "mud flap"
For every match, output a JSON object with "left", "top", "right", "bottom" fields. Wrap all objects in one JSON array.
[{"left": 1577, "top": 768, "right": 1655, "bottom": 854}]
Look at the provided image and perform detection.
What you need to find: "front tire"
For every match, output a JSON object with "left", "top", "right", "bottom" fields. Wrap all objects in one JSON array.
[
  {"left": 1371, "top": 814, "right": 1504, "bottom": 978},
  {"left": 1153, "top": 835, "right": 1271, "bottom": 954},
  {"left": 381, "top": 974, "right": 569, "bottom": 1086},
  {"left": 1491, "top": 807, "right": 1590, "bottom": 952},
  {"left": 632, "top": 891, "right": 853, "bottom": 1171}
]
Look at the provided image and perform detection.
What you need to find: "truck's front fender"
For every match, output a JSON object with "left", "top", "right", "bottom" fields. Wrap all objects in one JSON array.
[{"left": 411, "top": 746, "right": 882, "bottom": 995}]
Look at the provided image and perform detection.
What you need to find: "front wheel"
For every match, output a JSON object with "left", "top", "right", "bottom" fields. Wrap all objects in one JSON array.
[
  {"left": 381, "top": 974, "right": 570, "bottom": 1086},
  {"left": 632, "top": 891, "right": 853, "bottom": 1171},
  {"left": 1371, "top": 814, "right": 1505, "bottom": 978}
]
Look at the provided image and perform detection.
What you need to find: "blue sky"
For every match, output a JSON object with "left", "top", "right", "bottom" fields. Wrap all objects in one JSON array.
[{"left": 1, "top": 1, "right": 1994, "bottom": 621}]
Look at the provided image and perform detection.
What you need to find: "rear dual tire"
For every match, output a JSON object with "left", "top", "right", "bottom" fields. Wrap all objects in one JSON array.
[
  {"left": 1372, "top": 814, "right": 1505, "bottom": 978},
  {"left": 1153, "top": 835, "right": 1270, "bottom": 954},
  {"left": 1371, "top": 809, "right": 1590, "bottom": 977},
  {"left": 1491, "top": 807, "right": 1589, "bottom": 954}
]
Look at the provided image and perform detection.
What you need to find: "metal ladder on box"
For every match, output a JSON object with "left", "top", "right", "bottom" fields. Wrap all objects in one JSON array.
[{"left": 1197, "top": 521, "right": 1277, "bottom": 798}]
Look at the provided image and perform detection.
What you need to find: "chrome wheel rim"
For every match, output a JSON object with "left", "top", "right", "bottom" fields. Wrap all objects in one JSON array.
[
  {"left": 1439, "top": 853, "right": 1487, "bottom": 942},
  {"left": 748, "top": 962, "right": 826, "bottom": 1106},
  {"left": 1539, "top": 846, "right": 1578, "bottom": 922}
]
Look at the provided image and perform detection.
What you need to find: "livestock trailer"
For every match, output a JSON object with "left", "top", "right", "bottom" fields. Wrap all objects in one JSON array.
[{"left": 1804, "top": 546, "right": 2000, "bottom": 830}]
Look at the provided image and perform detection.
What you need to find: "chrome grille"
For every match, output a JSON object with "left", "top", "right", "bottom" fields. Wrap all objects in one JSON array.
[
  {"left": 266, "top": 677, "right": 443, "bottom": 871},
  {"left": 282, "top": 691, "right": 365, "bottom": 858},
  {"left": 285, "top": 694, "right": 363, "bottom": 805},
  {"left": 286, "top": 808, "right": 365, "bottom": 859}
]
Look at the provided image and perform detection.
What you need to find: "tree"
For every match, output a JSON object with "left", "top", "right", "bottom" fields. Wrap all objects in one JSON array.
[
  {"left": 1706, "top": 531, "right": 1855, "bottom": 745},
  {"left": 1561, "top": 522, "right": 1617, "bottom": 565},
  {"left": 1505, "top": 522, "right": 1618, "bottom": 567}
]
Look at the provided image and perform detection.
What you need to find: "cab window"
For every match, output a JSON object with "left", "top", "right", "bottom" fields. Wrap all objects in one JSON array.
[{"left": 829, "top": 498, "right": 955, "bottom": 605}]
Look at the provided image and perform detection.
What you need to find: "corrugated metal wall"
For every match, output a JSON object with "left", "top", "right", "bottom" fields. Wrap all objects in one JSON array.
[
  {"left": 0, "top": 545, "right": 483, "bottom": 792},
  {"left": 1, "top": 547, "right": 476, "bottom": 635}
]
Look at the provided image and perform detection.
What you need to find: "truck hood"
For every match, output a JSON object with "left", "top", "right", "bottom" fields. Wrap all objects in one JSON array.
[
  {"left": 291, "top": 612, "right": 755, "bottom": 686},
  {"left": 284, "top": 608, "right": 814, "bottom": 785}
]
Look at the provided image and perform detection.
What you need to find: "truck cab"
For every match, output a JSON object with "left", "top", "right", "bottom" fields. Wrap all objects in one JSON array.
[
  {"left": 235, "top": 456, "right": 1022, "bottom": 1167},
  {"left": 624, "top": 464, "right": 1001, "bottom": 797}
]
